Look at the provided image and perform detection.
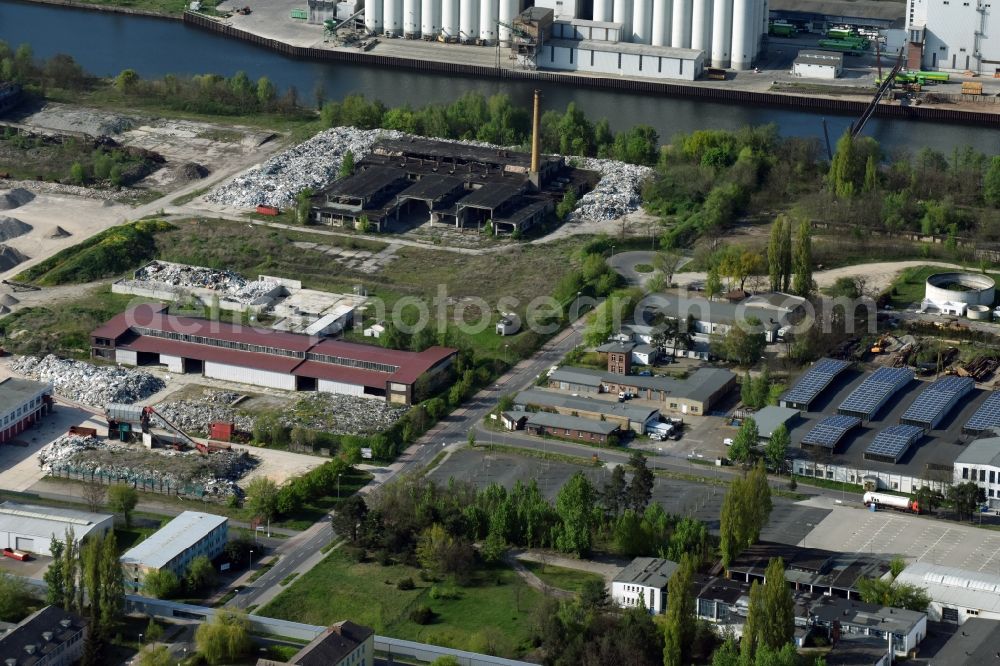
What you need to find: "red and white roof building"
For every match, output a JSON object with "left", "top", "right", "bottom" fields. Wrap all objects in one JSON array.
[{"left": 91, "top": 304, "right": 457, "bottom": 405}]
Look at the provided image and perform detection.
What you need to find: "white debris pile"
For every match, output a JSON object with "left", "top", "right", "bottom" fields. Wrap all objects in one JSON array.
[
  {"left": 207, "top": 126, "right": 403, "bottom": 209},
  {"left": 283, "top": 392, "right": 407, "bottom": 435},
  {"left": 12, "top": 355, "right": 165, "bottom": 407},
  {"left": 129, "top": 261, "right": 278, "bottom": 305},
  {"left": 570, "top": 157, "right": 653, "bottom": 221},
  {"left": 37, "top": 434, "right": 102, "bottom": 471},
  {"left": 154, "top": 393, "right": 255, "bottom": 436}
]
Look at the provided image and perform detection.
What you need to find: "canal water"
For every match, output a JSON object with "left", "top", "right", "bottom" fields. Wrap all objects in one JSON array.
[{"left": 1, "top": 0, "right": 998, "bottom": 153}]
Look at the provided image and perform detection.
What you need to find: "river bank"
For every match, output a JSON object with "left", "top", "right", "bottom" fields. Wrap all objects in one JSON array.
[{"left": 9, "top": 0, "right": 180, "bottom": 17}]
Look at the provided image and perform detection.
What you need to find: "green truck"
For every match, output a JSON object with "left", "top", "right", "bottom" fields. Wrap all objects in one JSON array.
[{"left": 769, "top": 21, "right": 796, "bottom": 37}]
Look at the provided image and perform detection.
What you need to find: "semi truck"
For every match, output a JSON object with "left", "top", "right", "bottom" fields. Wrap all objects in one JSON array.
[
  {"left": 769, "top": 21, "right": 796, "bottom": 37},
  {"left": 863, "top": 491, "right": 920, "bottom": 514}
]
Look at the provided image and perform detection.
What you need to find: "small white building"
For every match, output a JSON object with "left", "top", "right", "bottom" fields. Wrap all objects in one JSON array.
[
  {"left": 612, "top": 557, "right": 678, "bottom": 614},
  {"left": 496, "top": 313, "right": 521, "bottom": 336},
  {"left": 895, "top": 562, "right": 1000, "bottom": 624},
  {"left": 0, "top": 501, "right": 114, "bottom": 556},
  {"left": 538, "top": 39, "right": 705, "bottom": 81},
  {"left": 792, "top": 50, "right": 844, "bottom": 79}
]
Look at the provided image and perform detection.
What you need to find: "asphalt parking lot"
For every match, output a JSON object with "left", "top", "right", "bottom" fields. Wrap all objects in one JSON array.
[{"left": 426, "top": 447, "right": 830, "bottom": 545}]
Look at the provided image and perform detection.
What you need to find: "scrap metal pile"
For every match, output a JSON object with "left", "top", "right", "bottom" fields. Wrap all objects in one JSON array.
[
  {"left": 571, "top": 157, "right": 653, "bottom": 221},
  {"left": 130, "top": 261, "right": 278, "bottom": 305},
  {"left": 283, "top": 392, "right": 407, "bottom": 435},
  {"left": 12, "top": 355, "right": 165, "bottom": 407},
  {"left": 154, "top": 391, "right": 254, "bottom": 437},
  {"left": 38, "top": 433, "right": 257, "bottom": 499}
]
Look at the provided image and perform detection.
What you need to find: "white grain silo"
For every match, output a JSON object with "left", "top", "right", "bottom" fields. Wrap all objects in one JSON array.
[
  {"left": 690, "top": 0, "right": 710, "bottom": 51},
  {"left": 442, "top": 0, "right": 459, "bottom": 38},
  {"left": 593, "top": 0, "right": 612, "bottom": 22},
  {"left": 460, "top": 0, "right": 478, "bottom": 40},
  {"left": 421, "top": 0, "right": 441, "bottom": 38},
  {"left": 730, "top": 0, "right": 749, "bottom": 69},
  {"left": 613, "top": 0, "right": 634, "bottom": 40},
  {"left": 651, "top": 0, "right": 672, "bottom": 46},
  {"left": 403, "top": 0, "right": 421, "bottom": 36},
  {"left": 479, "top": 0, "right": 499, "bottom": 42},
  {"left": 632, "top": 0, "right": 652, "bottom": 43},
  {"left": 671, "top": 0, "right": 691, "bottom": 47},
  {"left": 499, "top": 0, "right": 519, "bottom": 43},
  {"left": 365, "top": 0, "right": 384, "bottom": 33},
  {"left": 384, "top": 0, "right": 403, "bottom": 34},
  {"left": 710, "top": 0, "right": 731, "bottom": 67}
]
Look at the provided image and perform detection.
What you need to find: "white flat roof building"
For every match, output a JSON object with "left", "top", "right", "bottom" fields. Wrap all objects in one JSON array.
[
  {"left": 894, "top": 562, "right": 1000, "bottom": 625},
  {"left": 612, "top": 557, "right": 679, "bottom": 614},
  {"left": 0, "top": 501, "right": 114, "bottom": 556},
  {"left": 120, "top": 511, "right": 228, "bottom": 588}
]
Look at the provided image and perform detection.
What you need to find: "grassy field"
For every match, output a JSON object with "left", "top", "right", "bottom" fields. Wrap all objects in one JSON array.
[
  {"left": 261, "top": 550, "right": 542, "bottom": 657},
  {"left": 522, "top": 561, "right": 603, "bottom": 594}
]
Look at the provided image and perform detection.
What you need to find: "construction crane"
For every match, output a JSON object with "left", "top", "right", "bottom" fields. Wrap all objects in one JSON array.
[
  {"left": 850, "top": 51, "right": 905, "bottom": 139},
  {"left": 496, "top": 19, "right": 539, "bottom": 70}
]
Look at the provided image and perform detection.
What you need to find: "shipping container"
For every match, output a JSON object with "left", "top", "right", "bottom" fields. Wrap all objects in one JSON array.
[
  {"left": 256, "top": 204, "right": 280, "bottom": 216},
  {"left": 106, "top": 403, "right": 146, "bottom": 424}
]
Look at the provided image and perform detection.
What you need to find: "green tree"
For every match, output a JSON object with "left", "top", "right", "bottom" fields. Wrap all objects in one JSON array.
[
  {"left": 706, "top": 267, "right": 723, "bottom": 301},
  {"left": 779, "top": 216, "right": 792, "bottom": 292},
  {"left": 142, "top": 569, "right": 180, "bottom": 599},
  {"left": 107, "top": 484, "right": 138, "bottom": 527},
  {"left": 653, "top": 248, "right": 685, "bottom": 287},
  {"left": 96, "top": 532, "right": 124, "bottom": 636},
  {"left": 295, "top": 187, "right": 314, "bottom": 225},
  {"left": 62, "top": 527, "right": 80, "bottom": 612},
  {"left": 741, "top": 579, "right": 764, "bottom": 663},
  {"left": 556, "top": 188, "right": 578, "bottom": 221},
  {"left": 662, "top": 554, "right": 697, "bottom": 666},
  {"left": 758, "top": 557, "right": 794, "bottom": 651},
  {"left": 985, "top": 155, "right": 1000, "bottom": 207},
  {"left": 767, "top": 217, "right": 785, "bottom": 292},
  {"left": 627, "top": 451, "right": 655, "bottom": 512},
  {"left": 416, "top": 523, "right": 474, "bottom": 577},
  {"left": 914, "top": 486, "right": 944, "bottom": 514},
  {"left": 947, "top": 481, "right": 986, "bottom": 520},
  {"left": 331, "top": 494, "right": 369, "bottom": 543},
  {"left": 0, "top": 571, "right": 30, "bottom": 621},
  {"left": 765, "top": 424, "right": 790, "bottom": 473},
  {"left": 246, "top": 476, "right": 280, "bottom": 521},
  {"left": 256, "top": 76, "right": 277, "bottom": 110},
  {"left": 583, "top": 290, "right": 639, "bottom": 346},
  {"left": 729, "top": 417, "right": 757, "bottom": 465},
  {"left": 340, "top": 150, "right": 355, "bottom": 179},
  {"left": 856, "top": 577, "right": 931, "bottom": 611},
  {"left": 554, "top": 472, "right": 597, "bottom": 557},
  {"left": 137, "top": 644, "right": 172, "bottom": 666},
  {"left": 716, "top": 316, "right": 766, "bottom": 366},
  {"left": 195, "top": 609, "right": 252, "bottom": 665},
  {"left": 186, "top": 555, "right": 217, "bottom": 592},
  {"left": 792, "top": 218, "right": 813, "bottom": 297},
  {"left": 69, "top": 162, "right": 86, "bottom": 185},
  {"left": 44, "top": 536, "right": 65, "bottom": 607},
  {"left": 114, "top": 68, "right": 140, "bottom": 94},
  {"left": 667, "top": 516, "right": 708, "bottom": 564},
  {"left": 430, "top": 657, "right": 461, "bottom": 666},
  {"left": 863, "top": 154, "right": 878, "bottom": 192},
  {"left": 828, "top": 131, "right": 858, "bottom": 198}
]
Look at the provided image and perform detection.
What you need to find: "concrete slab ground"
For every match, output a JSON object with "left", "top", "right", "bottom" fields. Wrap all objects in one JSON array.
[
  {"left": 801, "top": 502, "right": 1000, "bottom": 574},
  {"left": 0, "top": 553, "right": 52, "bottom": 578}
]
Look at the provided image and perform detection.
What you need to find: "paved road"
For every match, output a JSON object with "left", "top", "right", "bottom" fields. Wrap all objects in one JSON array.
[
  {"left": 607, "top": 251, "right": 692, "bottom": 287},
  {"left": 225, "top": 317, "right": 589, "bottom": 612}
]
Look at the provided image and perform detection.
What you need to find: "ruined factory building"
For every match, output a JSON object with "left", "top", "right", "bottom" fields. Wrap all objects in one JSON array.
[
  {"left": 91, "top": 304, "right": 457, "bottom": 405},
  {"left": 310, "top": 136, "right": 592, "bottom": 235}
]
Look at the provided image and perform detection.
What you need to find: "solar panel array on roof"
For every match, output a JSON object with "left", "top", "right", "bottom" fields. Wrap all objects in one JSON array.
[
  {"left": 800, "top": 414, "right": 862, "bottom": 450},
  {"left": 963, "top": 391, "right": 1000, "bottom": 435},
  {"left": 837, "top": 367, "right": 913, "bottom": 421},
  {"left": 864, "top": 424, "right": 924, "bottom": 463},
  {"left": 780, "top": 358, "right": 851, "bottom": 410},
  {"left": 900, "top": 376, "right": 974, "bottom": 430}
]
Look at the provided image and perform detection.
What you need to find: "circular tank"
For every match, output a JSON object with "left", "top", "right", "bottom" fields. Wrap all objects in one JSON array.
[
  {"left": 498, "top": 0, "right": 519, "bottom": 44},
  {"left": 671, "top": 0, "right": 692, "bottom": 48},
  {"left": 710, "top": 0, "right": 731, "bottom": 67},
  {"left": 730, "top": 0, "right": 749, "bottom": 69},
  {"left": 969, "top": 305, "right": 992, "bottom": 321},
  {"left": 365, "top": 0, "right": 384, "bottom": 33},
  {"left": 593, "top": 0, "right": 612, "bottom": 22},
  {"left": 690, "top": 0, "right": 711, "bottom": 51},
  {"left": 926, "top": 272, "right": 996, "bottom": 307},
  {"left": 421, "top": 0, "right": 441, "bottom": 38},
  {"left": 460, "top": 0, "right": 479, "bottom": 40},
  {"left": 384, "top": 0, "right": 403, "bottom": 34},
  {"left": 632, "top": 0, "right": 652, "bottom": 43},
  {"left": 651, "top": 0, "right": 673, "bottom": 46},
  {"left": 614, "top": 0, "right": 634, "bottom": 41},
  {"left": 403, "top": 0, "right": 421, "bottom": 36},
  {"left": 441, "top": 0, "right": 459, "bottom": 38},
  {"left": 479, "top": 0, "right": 499, "bottom": 43}
]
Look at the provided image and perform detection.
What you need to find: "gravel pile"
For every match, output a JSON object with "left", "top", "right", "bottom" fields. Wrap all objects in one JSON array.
[
  {"left": 283, "top": 391, "right": 407, "bottom": 435},
  {"left": 38, "top": 433, "right": 257, "bottom": 499},
  {"left": 130, "top": 261, "right": 278, "bottom": 305},
  {"left": 12, "top": 354, "right": 166, "bottom": 407},
  {"left": 0, "top": 217, "right": 32, "bottom": 242},
  {"left": 570, "top": 158, "right": 653, "bottom": 221},
  {"left": 0, "top": 188, "right": 34, "bottom": 211},
  {"left": 207, "top": 126, "right": 403, "bottom": 209},
  {"left": 154, "top": 392, "right": 255, "bottom": 437},
  {"left": 0, "top": 245, "right": 27, "bottom": 271}
]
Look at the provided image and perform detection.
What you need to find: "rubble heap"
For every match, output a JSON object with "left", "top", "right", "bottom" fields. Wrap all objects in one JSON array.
[
  {"left": 570, "top": 157, "right": 653, "bottom": 221},
  {"left": 130, "top": 261, "right": 278, "bottom": 305},
  {"left": 154, "top": 391, "right": 255, "bottom": 437},
  {"left": 207, "top": 126, "right": 403, "bottom": 209},
  {"left": 11, "top": 355, "right": 166, "bottom": 407},
  {"left": 38, "top": 433, "right": 258, "bottom": 499},
  {"left": 284, "top": 392, "right": 407, "bottom": 435}
]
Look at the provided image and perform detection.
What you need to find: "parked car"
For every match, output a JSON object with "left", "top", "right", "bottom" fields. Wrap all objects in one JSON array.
[{"left": 724, "top": 438, "right": 734, "bottom": 447}]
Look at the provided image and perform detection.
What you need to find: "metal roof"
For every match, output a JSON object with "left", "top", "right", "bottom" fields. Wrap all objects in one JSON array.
[
  {"left": 322, "top": 166, "right": 405, "bottom": 199},
  {"left": 0, "top": 605, "right": 87, "bottom": 665},
  {"left": 613, "top": 557, "right": 678, "bottom": 588},
  {"left": 547, "top": 367, "right": 605, "bottom": 388},
  {"left": 0, "top": 378, "right": 51, "bottom": 416},
  {"left": 457, "top": 183, "right": 522, "bottom": 210},
  {"left": 546, "top": 37, "right": 703, "bottom": 60},
  {"left": 525, "top": 411, "right": 621, "bottom": 435},
  {"left": 895, "top": 562, "right": 1000, "bottom": 615},
  {"left": 954, "top": 435, "right": 1000, "bottom": 468},
  {"left": 119, "top": 511, "right": 227, "bottom": 570},
  {"left": 0, "top": 502, "right": 112, "bottom": 544},
  {"left": 929, "top": 618, "right": 1000, "bottom": 665},
  {"left": 396, "top": 174, "right": 464, "bottom": 202},
  {"left": 515, "top": 388, "right": 659, "bottom": 424},
  {"left": 752, "top": 405, "right": 800, "bottom": 439}
]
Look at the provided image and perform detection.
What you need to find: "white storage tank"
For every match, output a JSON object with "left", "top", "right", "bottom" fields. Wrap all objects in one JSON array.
[
  {"left": 690, "top": 0, "right": 710, "bottom": 51},
  {"left": 384, "top": 0, "right": 403, "bottom": 34},
  {"left": 403, "top": 0, "right": 421, "bottom": 35},
  {"left": 730, "top": 0, "right": 749, "bottom": 69},
  {"left": 632, "top": 0, "right": 652, "bottom": 43},
  {"left": 441, "top": 0, "right": 459, "bottom": 38},
  {"left": 710, "top": 0, "right": 731, "bottom": 67},
  {"left": 613, "top": 0, "right": 633, "bottom": 40},
  {"left": 671, "top": 0, "right": 691, "bottom": 47},
  {"left": 421, "top": 0, "right": 441, "bottom": 38},
  {"left": 365, "top": 0, "right": 384, "bottom": 32},
  {"left": 460, "top": 0, "right": 479, "bottom": 40},
  {"left": 479, "top": 0, "right": 499, "bottom": 42},
  {"left": 499, "top": 0, "right": 519, "bottom": 43},
  {"left": 651, "top": 0, "right": 672, "bottom": 46},
  {"left": 593, "top": 0, "right": 612, "bottom": 22}
]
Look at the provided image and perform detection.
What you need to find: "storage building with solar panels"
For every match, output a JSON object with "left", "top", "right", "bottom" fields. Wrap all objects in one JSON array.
[
  {"left": 837, "top": 367, "right": 913, "bottom": 421},
  {"left": 800, "top": 414, "right": 862, "bottom": 453},
  {"left": 863, "top": 424, "right": 924, "bottom": 464},
  {"left": 899, "top": 376, "right": 974, "bottom": 431},
  {"left": 962, "top": 391, "right": 1000, "bottom": 436},
  {"left": 780, "top": 358, "right": 851, "bottom": 411}
]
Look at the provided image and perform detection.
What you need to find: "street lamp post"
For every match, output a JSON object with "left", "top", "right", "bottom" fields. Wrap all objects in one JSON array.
[
  {"left": 337, "top": 473, "right": 342, "bottom": 500},
  {"left": 248, "top": 549, "right": 254, "bottom": 572},
  {"left": 610, "top": 244, "right": 616, "bottom": 257},
  {"left": 139, "top": 633, "right": 143, "bottom": 648}
]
